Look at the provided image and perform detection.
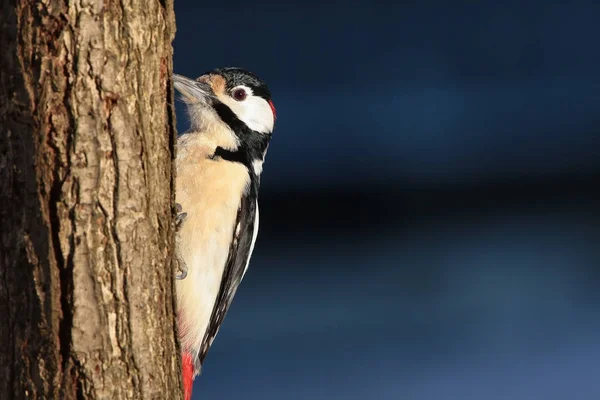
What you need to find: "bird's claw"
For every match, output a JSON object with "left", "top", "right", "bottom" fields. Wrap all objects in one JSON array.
[
  {"left": 175, "top": 256, "right": 188, "bottom": 280},
  {"left": 176, "top": 212, "right": 188, "bottom": 227},
  {"left": 174, "top": 203, "right": 188, "bottom": 280}
]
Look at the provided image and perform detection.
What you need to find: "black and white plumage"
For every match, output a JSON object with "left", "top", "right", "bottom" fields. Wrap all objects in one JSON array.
[{"left": 172, "top": 68, "right": 276, "bottom": 393}]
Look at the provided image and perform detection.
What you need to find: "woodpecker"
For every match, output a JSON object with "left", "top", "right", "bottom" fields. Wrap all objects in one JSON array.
[{"left": 172, "top": 67, "right": 276, "bottom": 400}]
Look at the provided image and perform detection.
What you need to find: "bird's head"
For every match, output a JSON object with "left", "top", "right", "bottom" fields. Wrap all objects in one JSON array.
[{"left": 173, "top": 67, "right": 276, "bottom": 174}]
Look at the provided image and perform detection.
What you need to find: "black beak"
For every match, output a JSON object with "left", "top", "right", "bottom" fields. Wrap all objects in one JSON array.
[{"left": 173, "top": 74, "right": 214, "bottom": 104}]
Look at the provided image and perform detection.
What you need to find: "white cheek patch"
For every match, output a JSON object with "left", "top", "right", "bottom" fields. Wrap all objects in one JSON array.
[
  {"left": 239, "top": 96, "right": 275, "bottom": 134},
  {"left": 220, "top": 86, "right": 275, "bottom": 134}
]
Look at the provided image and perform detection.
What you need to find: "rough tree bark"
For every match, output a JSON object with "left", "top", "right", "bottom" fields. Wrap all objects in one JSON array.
[{"left": 0, "top": 0, "right": 181, "bottom": 399}]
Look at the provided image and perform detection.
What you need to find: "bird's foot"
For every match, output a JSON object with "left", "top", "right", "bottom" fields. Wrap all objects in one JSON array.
[
  {"left": 175, "top": 252, "right": 188, "bottom": 280},
  {"left": 174, "top": 203, "right": 188, "bottom": 280}
]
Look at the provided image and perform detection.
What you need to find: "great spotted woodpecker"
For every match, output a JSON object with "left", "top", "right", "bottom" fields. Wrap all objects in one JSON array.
[{"left": 172, "top": 67, "right": 276, "bottom": 400}]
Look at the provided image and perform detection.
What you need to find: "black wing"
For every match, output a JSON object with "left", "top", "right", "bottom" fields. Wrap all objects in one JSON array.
[{"left": 197, "top": 182, "right": 258, "bottom": 368}]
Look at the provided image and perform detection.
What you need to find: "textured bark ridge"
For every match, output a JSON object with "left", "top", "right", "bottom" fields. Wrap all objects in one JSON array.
[{"left": 0, "top": 0, "right": 181, "bottom": 398}]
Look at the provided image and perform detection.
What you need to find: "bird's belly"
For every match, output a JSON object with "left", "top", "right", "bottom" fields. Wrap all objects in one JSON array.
[{"left": 174, "top": 155, "right": 250, "bottom": 356}]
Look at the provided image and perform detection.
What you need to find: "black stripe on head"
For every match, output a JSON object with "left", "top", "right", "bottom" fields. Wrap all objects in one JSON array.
[
  {"left": 213, "top": 102, "right": 271, "bottom": 173},
  {"left": 209, "top": 67, "right": 272, "bottom": 101}
]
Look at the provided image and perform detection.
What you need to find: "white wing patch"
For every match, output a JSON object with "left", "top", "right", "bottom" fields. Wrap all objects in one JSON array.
[
  {"left": 252, "top": 159, "right": 263, "bottom": 175},
  {"left": 244, "top": 200, "right": 260, "bottom": 278}
]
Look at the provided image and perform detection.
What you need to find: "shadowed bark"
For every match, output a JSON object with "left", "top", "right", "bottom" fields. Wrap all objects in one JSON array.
[{"left": 0, "top": 0, "right": 181, "bottom": 398}]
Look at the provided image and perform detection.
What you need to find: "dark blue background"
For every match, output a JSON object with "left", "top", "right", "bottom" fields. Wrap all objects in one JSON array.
[{"left": 173, "top": 2, "right": 600, "bottom": 399}]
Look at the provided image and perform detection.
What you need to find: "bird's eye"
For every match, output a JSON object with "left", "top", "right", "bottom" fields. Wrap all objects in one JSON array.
[{"left": 232, "top": 88, "right": 247, "bottom": 101}]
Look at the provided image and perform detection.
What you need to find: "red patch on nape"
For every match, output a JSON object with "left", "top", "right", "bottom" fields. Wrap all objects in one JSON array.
[
  {"left": 182, "top": 352, "right": 195, "bottom": 400},
  {"left": 268, "top": 99, "right": 277, "bottom": 120}
]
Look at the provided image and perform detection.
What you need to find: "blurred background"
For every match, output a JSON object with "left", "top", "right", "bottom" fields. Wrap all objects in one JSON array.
[{"left": 173, "top": 1, "right": 600, "bottom": 399}]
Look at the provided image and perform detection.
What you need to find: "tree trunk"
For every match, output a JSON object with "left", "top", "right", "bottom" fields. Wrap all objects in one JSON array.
[{"left": 0, "top": 0, "right": 181, "bottom": 398}]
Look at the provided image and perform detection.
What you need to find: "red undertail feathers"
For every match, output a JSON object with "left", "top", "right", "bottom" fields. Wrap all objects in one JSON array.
[{"left": 182, "top": 352, "right": 194, "bottom": 400}]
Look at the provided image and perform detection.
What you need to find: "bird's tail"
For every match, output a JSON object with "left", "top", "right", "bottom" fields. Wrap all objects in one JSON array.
[{"left": 182, "top": 352, "right": 195, "bottom": 400}]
